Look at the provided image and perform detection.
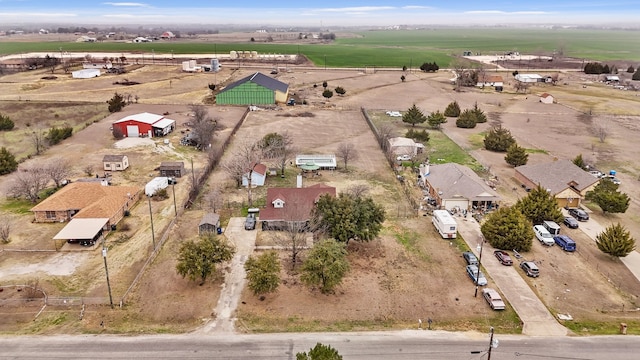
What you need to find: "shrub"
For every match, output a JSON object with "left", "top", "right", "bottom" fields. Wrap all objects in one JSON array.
[
  {"left": 456, "top": 109, "right": 477, "bottom": 128},
  {"left": 0, "top": 114, "right": 15, "bottom": 131},
  {"left": 444, "top": 101, "right": 461, "bottom": 117},
  {"left": 46, "top": 126, "right": 73, "bottom": 145}
]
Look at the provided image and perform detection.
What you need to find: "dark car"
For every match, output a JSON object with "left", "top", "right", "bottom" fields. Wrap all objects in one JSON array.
[
  {"left": 244, "top": 216, "right": 256, "bottom": 230},
  {"left": 563, "top": 216, "right": 579, "bottom": 229},
  {"left": 568, "top": 208, "right": 589, "bottom": 221},
  {"left": 462, "top": 251, "right": 479, "bottom": 265},
  {"left": 494, "top": 250, "right": 513, "bottom": 266},
  {"left": 520, "top": 261, "right": 540, "bottom": 278}
]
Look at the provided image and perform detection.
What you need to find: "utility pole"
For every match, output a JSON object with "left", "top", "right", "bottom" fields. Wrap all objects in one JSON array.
[
  {"left": 102, "top": 242, "right": 114, "bottom": 309},
  {"left": 172, "top": 184, "right": 177, "bottom": 217},
  {"left": 474, "top": 237, "right": 484, "bottom": 297},
  {"left": 148, "top": 196, "right": 156, "bottom": 249},
  {"left": 487, "top": 326, "right": 495, "bottom": 360}
]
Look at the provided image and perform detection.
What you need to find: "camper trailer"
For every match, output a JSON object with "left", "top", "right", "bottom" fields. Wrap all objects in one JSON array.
[{"left": 432, "top": 210, "right": 458, "bottom": 239}]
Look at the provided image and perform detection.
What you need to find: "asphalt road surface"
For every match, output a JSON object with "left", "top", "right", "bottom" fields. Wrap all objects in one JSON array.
[{"left": 0, "top": 331, "right": 638, "bottom": 359}]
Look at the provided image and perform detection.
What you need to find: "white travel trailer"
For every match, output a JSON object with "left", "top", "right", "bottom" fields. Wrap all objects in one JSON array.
[{"left": 432, "top": 209, "right": 458, "bottom": 239}]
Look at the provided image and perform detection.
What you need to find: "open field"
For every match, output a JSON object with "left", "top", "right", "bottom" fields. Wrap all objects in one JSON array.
[
  {"left": 1, "top": 53, "right": 640, "bottom": 335},
  {"left": 1, "top": 28, "right": 639, "bottom": 68}
]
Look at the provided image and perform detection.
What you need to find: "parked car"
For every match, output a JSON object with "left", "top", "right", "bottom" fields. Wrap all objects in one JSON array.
[
  {"left": 554, "top": 235, "right": 577, "bottom": 252},
  {"left": 466, "top": 265, "right": 488, "bottom": 286},
  {"left": 533, "top": 225, "right": 555, "bottom": 246},
  {"left": 520, "top": 261, "right": 540, "bottom": 277},
  {"left": 568, "top": 208, "right": 589, "bottom": 221},
  {"left": 386, "top": 111, "right": 402, "bottom": 117},
  {"left": 563, "top": 216, "right": 579, "bottom": 229},
  {"left": 396, "top": 154, "right": 412, "bottom": 161},
  {"left": 463, "top": 251, "right": 479, "bottom": 265},
  {"left": 589, "top": 170, "right": 604, "bottom": 178},
  {"left": 482, "top": 288, "right": 505, "bottom": 310},
  {"left": 493, "top": 250, "right": 513, "bottom": 266},
  {"left": 244, "top": 215, "right": 256, "bottom": 230}
]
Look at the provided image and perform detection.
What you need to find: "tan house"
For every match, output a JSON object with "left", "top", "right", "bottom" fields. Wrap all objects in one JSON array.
[
  {"left": 103, "top": 154, "right": 129, "bottom": 171},
  {"left": 30, "top": 182, "right": 141, "bottom": 226},
  {"left": 515, "top": 159, "right": 600, "bottom": 208}
]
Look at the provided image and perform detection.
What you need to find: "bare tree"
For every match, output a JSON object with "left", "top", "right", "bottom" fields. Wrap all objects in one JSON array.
[
  {"left": 593, "top": 119, "right": 609, "bottom": 143},
  {"left": 0, "top": 215, "right": 12, "bottom": 244},
  {"left": 190, "top": 104, "right": 218, "bottom": 150},
  {"left": 83, "top": 164, "right": 94, "bottom": 177},
  {"left": 204, "top": 186, "right": 224, "bottom": 213},
  {"left": 514, "top": 81, "right": 530, "bottom": 93},
  {"left": 377, "top": 123, "right": 394, "bottom": 152},
  {"left": 44, "top": 158, "right": 71, "bottom": 188},
  {"left": 272, "top": 194, "right": 316, "bottom": 270},
  {"left": 451, "top": 59, "right": 471, "bottom": 92},
  {"left": 9, "top": 166, "right": 50, "bottom": 203},
  {"left": 260, "top": 131, "right": 296, "bottom": 176},
  {"left": 31, "top": 127, "right": 47, "bottom": 155},
  {"left": 223, "top": 139, "right": 263, "bottom": 206},
  {"left": 344, "top": 184, "right": 370, "bottom": 198},
  {"left": 337, "top": 142, "right": 358, "bottom": 170}
]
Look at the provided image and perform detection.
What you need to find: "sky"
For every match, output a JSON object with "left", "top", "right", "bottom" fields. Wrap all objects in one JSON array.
[{"left": 0, "top": 1, "right": 638, "bottom": 27}]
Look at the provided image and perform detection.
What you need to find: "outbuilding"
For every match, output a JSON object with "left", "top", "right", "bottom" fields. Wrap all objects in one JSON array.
[
  {"left": 159, "top": 161, "right": 185, "bottom": 178},
  {"left": 103, "top": 154, "right": 129, "bottom": 171},
  {"left": 388, "top": 137, "right": 424, "bottom": 158},
  {"left": 72, "top": 68, "right": 100, "bottom": 79},
  {"left": 145, "top": 177, "right": 169, "bottom": 196},
  {"left": 199, "top": 213, "right": 221, "bottom": 235},
  {"left": 112, "top": 112, "right": 176, "bottom": 138},
  {"left": 216, "top": 72, "right": 289, "bottom": 105},
  {"left": 540, "top": 93, "right": 554, "bottom": 104}
]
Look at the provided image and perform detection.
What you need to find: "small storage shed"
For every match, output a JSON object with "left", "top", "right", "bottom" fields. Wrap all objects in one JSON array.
[
  {"left": 159, "top": 161, "right": 185, "bottom": 178},
  {"left": 199, "top": 213, "right": 220, "bottom": 235},
  {"left": 72, "top": 68, "right": 100, "bottom": 79},
  {"left": 103, "top": 154, "right": 129, "bottom": 171},
  {"left": 540, "top": 93, "right": 554, "bottom": 104}
]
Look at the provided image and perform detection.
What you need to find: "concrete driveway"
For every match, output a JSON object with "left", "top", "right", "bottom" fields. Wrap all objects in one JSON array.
[
  {"left": 456, "top": 217, "right": 568, "bottom": 336},
  {"left": 196, "top": 217, "right": 257, "bottom": 334}
]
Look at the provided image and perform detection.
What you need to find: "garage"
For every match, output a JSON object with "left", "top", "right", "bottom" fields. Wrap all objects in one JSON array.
[{"left": 126, "top": 125, "right": 139, "bottom": 137}]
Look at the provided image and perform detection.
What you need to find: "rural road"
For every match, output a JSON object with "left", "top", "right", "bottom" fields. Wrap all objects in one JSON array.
[
  {"left": 0, "top": 331, "right": 639, "bottom": 359},
  {"left": 456, "top": 216, "right": 568, "bottom": 336},
  {"left": 195, "top": 217, "right": 256, "bottom": 334}
]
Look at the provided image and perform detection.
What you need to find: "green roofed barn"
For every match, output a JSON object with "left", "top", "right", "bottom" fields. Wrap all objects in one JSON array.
[{"left": 216, "top": 72, "right": 289, "bottom": 105}]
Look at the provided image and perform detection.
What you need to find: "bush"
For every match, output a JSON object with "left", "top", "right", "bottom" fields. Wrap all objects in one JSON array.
[
  {"left": 46, "top": 126, "right": 73, "bottom": 145},
  {"left": 0, "top": 147, "right": 18, "bottom": 175},
  {"left": 456, "top": 109, "right": 477, "bottom": 128},
  {"left": 484, "top": 125, "right": 515, "bottom": 152},
  {"left": 0, "top": 114, "right": 15, "bottom": 131},
  {"left": 107, "top": 92, "right": 126, "bottom": 113},
  {"left": 633, "top": 69, "right": 640, "bottom": 81},
  {"left": 405, "top": 128, "right": 430, "bottom": 142}
]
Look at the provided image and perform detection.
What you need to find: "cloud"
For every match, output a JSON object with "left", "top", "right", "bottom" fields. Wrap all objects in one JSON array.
[
  {"left": 313, "top": 6, "right": 395, "bottom": 13},
  {"left": 0, "top": 12, "right": 76, "bottom": 18},
  {"left": 103, "top": 13, "right": 167, "bottom": 18},
  {"left": 102, "top": 2, "right": 149, "bottom": 7},
  {"left": 402, "top": 6, "right": 433, "bottom": 10},
  {"left": 465, "top": 10, "right": 548, "bottom": 15}
]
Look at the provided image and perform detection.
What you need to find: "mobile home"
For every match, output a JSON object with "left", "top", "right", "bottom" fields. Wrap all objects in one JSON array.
[{"left": 432, "top": 210, "right": 458, "bottom": 239}]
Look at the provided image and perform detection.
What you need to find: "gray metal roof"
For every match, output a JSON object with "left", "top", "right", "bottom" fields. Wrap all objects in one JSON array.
[
  {"left": 199, "top": 213, "right": 220, "bottom": 227},
  {"left": 425, "top": 163, "right": 500, "bottom": 202},
  {"left": 515, "top": 159, "right": 599, "bottom": 194},
  {"left": 103, "top": 154, "right": 126, "bottom": 162},
  {"left": 221, "top": 72, "right": 289, "bottom": 93}
]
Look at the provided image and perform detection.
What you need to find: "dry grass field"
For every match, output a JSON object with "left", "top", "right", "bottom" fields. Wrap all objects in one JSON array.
[{"left": 1, "top": 57, "right": 640, "bottom": 335}]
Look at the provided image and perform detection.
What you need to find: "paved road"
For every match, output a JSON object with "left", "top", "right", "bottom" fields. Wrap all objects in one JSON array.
[
  {"left": 456, "top": 216, "right": 568, "bottom": 336},
  {"left": 0, "top": 331, "right": 638, "bottom": 359},
  {"left": 195, "top": 217, "right": 256, "bottom": 333}
]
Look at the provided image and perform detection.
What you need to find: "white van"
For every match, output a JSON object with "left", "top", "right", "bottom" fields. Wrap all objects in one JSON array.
[
  {"left": 534, "top": 225, "right": 554, "bottom": 246},
  {"left": 543, "top": 220, "right": 561, "bottom": 236}
]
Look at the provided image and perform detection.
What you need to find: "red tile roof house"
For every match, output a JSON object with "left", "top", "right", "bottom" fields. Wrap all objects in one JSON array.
[
  {"left": 30, "top": 182, "right": 141, "bottom": 227},
  {"left": 259, "top": 184, "right": 336, "bottom": 231}
]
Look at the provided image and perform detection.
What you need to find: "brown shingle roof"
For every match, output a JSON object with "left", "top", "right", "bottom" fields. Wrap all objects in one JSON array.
[
  {"left": 425, "top": 163, "right": 500, "bottom": 202},
  {"left": 103, "top": 154, "right": 126, "bottom": 162},
  {"left": 260, "top": 184, "right": 336, "bottom": 222},
  {"left": 31, "top": 183, "right": 140, "bottom": 218},
  {"left": 515, "top": 159, "right": 599, "bottom": 194}
]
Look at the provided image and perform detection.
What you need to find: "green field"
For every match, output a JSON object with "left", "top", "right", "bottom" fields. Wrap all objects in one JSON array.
[{"left": 1, "top": 28, "right": 638, "bottom": 68}]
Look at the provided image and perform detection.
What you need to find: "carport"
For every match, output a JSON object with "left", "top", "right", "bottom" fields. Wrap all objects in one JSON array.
[{"left": 53, "top": 218, "right": 109, "bottom": 246}]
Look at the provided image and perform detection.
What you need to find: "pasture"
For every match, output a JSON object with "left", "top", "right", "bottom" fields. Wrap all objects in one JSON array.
[{"left": 1, "top": 28, "right": 638, "bottom": 68}]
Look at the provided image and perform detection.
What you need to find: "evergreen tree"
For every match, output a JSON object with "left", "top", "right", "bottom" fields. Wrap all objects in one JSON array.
[
  {"left": 633, "top": 69, "right": 640, "bottom": 81},
  {"left": 334, "top": 86, "right": 346, "bottom": 96},
  {"left": 456, "top": 109, "right": 477, "bottom": 128},
  {"left": 481, "top": 206, "right": 534, "bottom": 252},
  {"left": 515, "top": 184, "right": 564, "bottom": 225},
  {"left": 107, "top": 92, "right": 126, "bottom": 113},
  {"left": 400, "top": 75, "right": 406, "bottom": 82},
  {"left": 444, "top": 101, "right": 461, "bottom": 117},
  {"left": 627, "top": 65, "right": 635, "bottom": 73},
  {"left": 402, "top": 104, "right": 427, "bottom": 127},
  {"left": 322, "top": 89, "right": 333, "bottom": 99},
  {"left": 244, "top": 251, "right": 281, "bottom": 297},
  {"left": 484, "top": 125, "right": 515, "bottom": 152},
  {"left": 427, "top": 110, "right": 447, "bottom": 129},
  {"left": 572, "top": 154, "right": 587, "bottom": 170},
  {"left": 504, "top": 143, "right": 528, "bottom": 167},
  {"left": 471, "top": 102, "right": 487, "bottom": 123},
  {"left": 301, "top": 240, "right": 350, "bottom": 294},
  {"left": 313, "top": 193, "right": 386, "bottom": 244},
  {"left": 0, "top": 147, "right": 18, "bottom": 175},
  {"left": 596, "top": 223, "right": 636, "bottom": 257},
  {"left": 176, "top": 234, "right": 235, "bottom": 285},
  {"left": 586, "top": 178, "right": 630, "bottom": 214}
]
